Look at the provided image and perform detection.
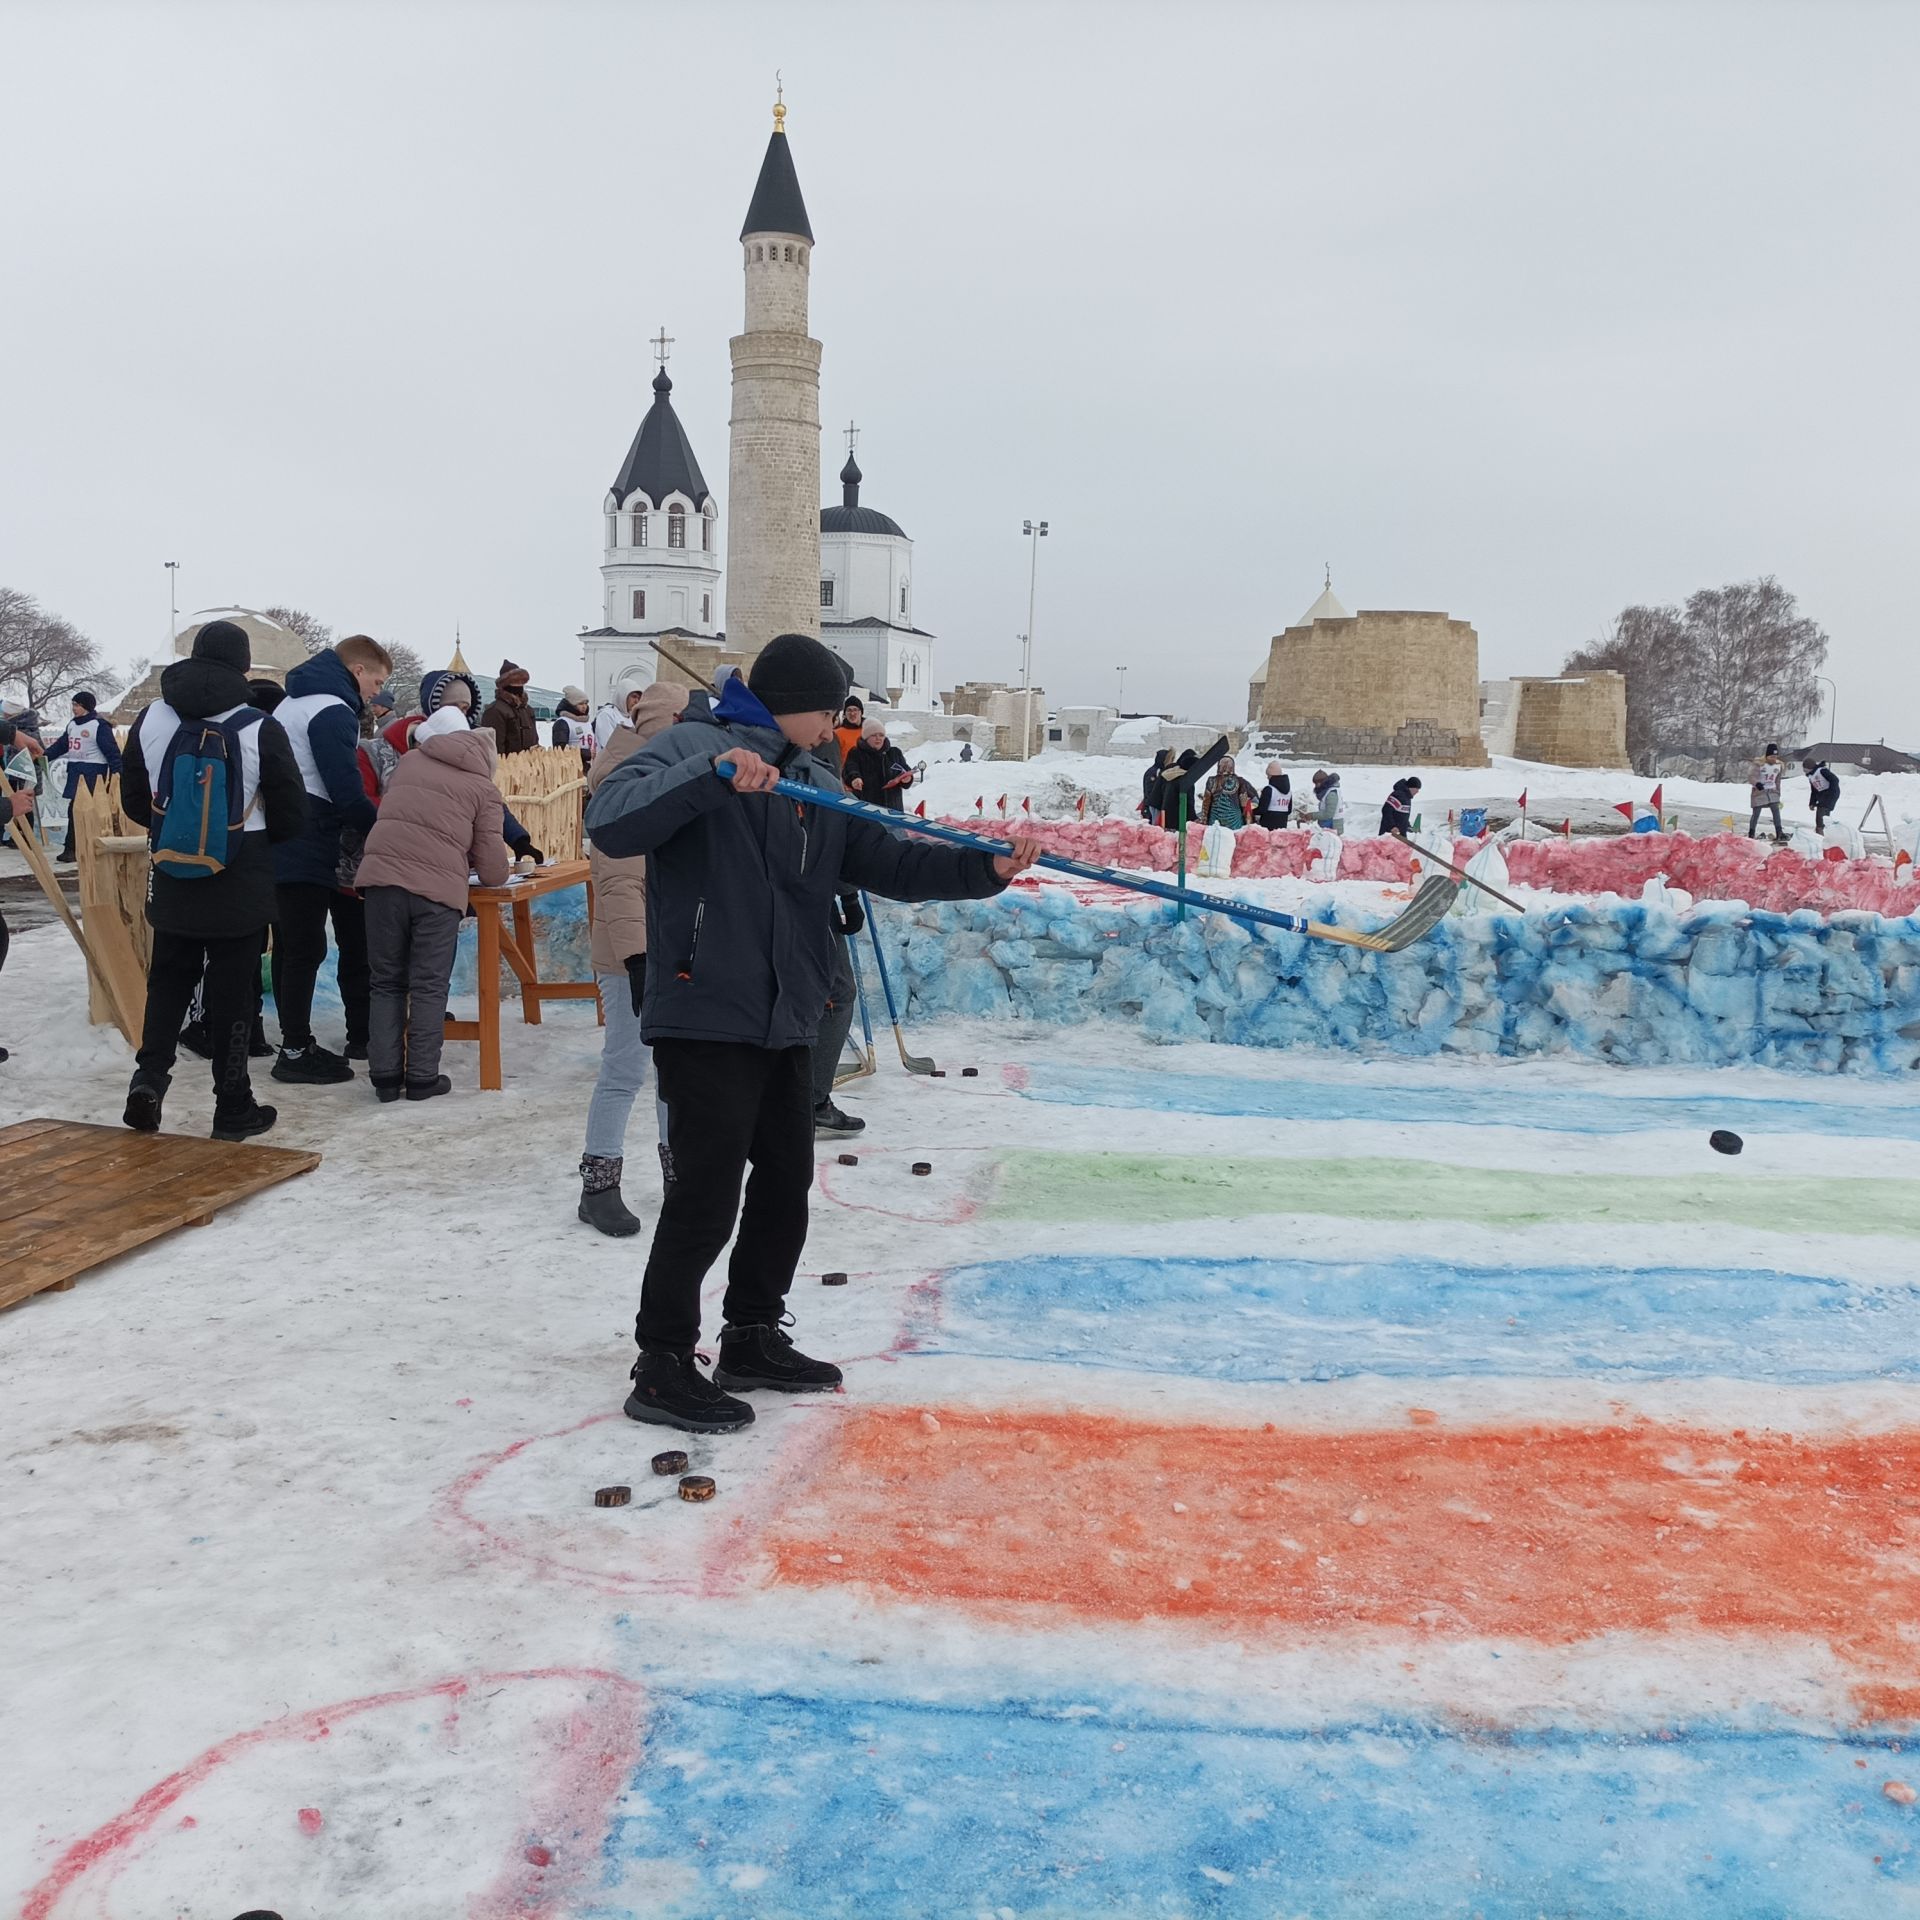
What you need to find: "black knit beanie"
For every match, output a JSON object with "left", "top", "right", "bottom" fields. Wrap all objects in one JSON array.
[
  {"left": 192, "top": 620, "right": 251, "bottom": 674},
  {"left": 72, "top": 689, "right": 97, "bottom": 713},
  {"left": 748, "top": 633, "right": 851, "bottom": 716}
]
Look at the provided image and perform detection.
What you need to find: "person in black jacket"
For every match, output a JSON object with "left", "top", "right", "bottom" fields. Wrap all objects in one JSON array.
[
  {"left": 586, "top": 632, "right": 1040, "bottom": 1434},
  {"left": 1140, "top": 749, "right": 1174, "bottom": 822},
  {"left": 843, "top": 720, "right": 914, "bottom": 810},
  {"left": 1802, "top": 757, "right": 1842, "bottom": 834},
  {"left": 1379, "top": 775, "right": 1422, "bottom": 837},
  {"left": 1253, "top": 762, "right": 1292, "bottom": 830},
  {"left": 119, "top": 620, "right": 307, "bottom": 1140}
]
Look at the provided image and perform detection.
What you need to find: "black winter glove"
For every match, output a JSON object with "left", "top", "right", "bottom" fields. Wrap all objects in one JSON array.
[
  {"left": 832, "top": 893, "right": 864, "bottom": 938},
  {"left": 509, "top": 837, "right": 544, "bottom": 863},
  {"left": 625, "top": 953, "right": 646, "bottom": 1017}
]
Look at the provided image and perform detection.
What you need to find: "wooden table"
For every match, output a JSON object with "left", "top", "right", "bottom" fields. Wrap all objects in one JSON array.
[{"left": 445, "top": 860, "right": 599, "bottom": 1091}]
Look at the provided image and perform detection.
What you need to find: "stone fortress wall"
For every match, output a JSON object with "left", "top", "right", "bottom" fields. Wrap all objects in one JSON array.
[{"left": 1255, "top": 610, "right": 1490, "bottom": 767}]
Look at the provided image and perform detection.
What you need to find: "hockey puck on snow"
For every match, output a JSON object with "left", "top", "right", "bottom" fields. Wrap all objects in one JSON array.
[
  {"left": 911, "top": 1161, "right": 933, "bottom": 1176},
  {"left": 837, "top": 1152, "right": 859, "bottom": 1166},
  {"left": 678, "top": 1474, "right": 717, "bottom": 1502},
  {"left": 931, "top": 1069, "right": 946, "bottom": 1077},
  {"left": 593, "top": 1485, "right": 632, "bottom": 1508},
  {"left": 822, "top": 1270, "right": 849, "bottom": 1286},
  {"left": 1709, "top": 1130, "right": 1744, "bottom": 1156},
  {"left": 650, "top": 1450, "right": 689, "bottom": 1476},
  {"left": 961, "top": 1067, "right": 979, "bottom": 1077}
]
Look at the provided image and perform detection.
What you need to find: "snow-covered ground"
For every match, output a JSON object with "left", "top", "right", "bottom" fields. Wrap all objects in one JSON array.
[{"left": 6, "top": 910, "right": 1920, "bottom": 1916}]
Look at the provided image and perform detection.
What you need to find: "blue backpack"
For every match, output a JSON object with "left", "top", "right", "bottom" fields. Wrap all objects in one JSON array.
[{"left": 151, "top": 715, "right": 256, "bottom": 879}]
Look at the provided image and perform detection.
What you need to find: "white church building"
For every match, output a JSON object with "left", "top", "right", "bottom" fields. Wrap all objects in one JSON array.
[
  {"left": 819, "top": 443, "right": 936, "bottom": 710},
  {"left": 578, "top": 358, "right": 721, "bottom": 711},
  {"left": 575, "top": 101, "right": 937, "bottom": 713}
]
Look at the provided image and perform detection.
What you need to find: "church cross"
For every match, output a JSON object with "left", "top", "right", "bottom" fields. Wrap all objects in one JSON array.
[
  {"left": 652, "top": 328, "right": 674, "bottom": 370},
  {"left": 844, "top": 419, "right": 860, "bottom": 455}
]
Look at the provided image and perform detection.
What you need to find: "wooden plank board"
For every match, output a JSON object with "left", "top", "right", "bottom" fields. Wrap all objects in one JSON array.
[{"left": 0, "top": 1119, "right": 321, "bottom": 1311}]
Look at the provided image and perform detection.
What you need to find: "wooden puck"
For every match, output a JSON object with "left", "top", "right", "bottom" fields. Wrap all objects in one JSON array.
[
  {"left": 650, "top": 1450, "right": 689, "bottom": 1476},
  {"left": 678, "top": 1474, "right": 717, "bottom": 1502},
  {"left": 911, "top": 1161, "right": 932, "bottom": 1176},
  {"left": 961, "top": 1067, "right": 979, "bottom": 1077},
  {"left": 837, "top": 1152, "right": 859, "bottom": 1166},
  {"left": 593, "top": 1485, "right": 631, "bottom": 1508},
  {"left": 822, "top": 1270, "right": 849, "bottom": 1286}
]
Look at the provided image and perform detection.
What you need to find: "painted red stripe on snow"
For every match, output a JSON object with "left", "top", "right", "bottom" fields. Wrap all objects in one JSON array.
[
  {"left": 20, "top": 1668, "right": 643, "bottom": 1920},
  {"left": 764, "top": 1408, "right": 1920, "bottom": 1719}
]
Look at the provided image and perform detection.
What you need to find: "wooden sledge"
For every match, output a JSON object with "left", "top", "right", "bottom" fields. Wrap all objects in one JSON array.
[{"left": 0, "top": 1119, "right": 321, "bottom": 1311}]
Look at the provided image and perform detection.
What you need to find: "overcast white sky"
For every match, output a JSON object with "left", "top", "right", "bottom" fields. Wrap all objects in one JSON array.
[{"left": 3, "top": 0, "right": 1915, "bottom": 734}]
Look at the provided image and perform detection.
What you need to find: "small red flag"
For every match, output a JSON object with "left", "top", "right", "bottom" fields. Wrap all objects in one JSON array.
[
  {"left": 1613, "top": 800, "right": 1636, "bottom": 821},
  {"left": 997, "top": 794, "right": 1008, "bottom": 816},
  {"left": 1648, "top": 784, "right": 1663, "bottom": 819},
  {"left": 1517, "top": 788, "right": 1528, "bottom": 812},
  {"left": 1021, "top": 795, "right": 1032, "bottom": 815},
  {"left": 1561, "top": 818, "right": 1572, "bottom": 838},
  {"left": 974, "top": 795, "right": 984, "bottom": 815},
  {"left": 914, "top": 800, "right": 927, "bottom": 818},
  {"left": 1076, "top": 793, "right": 1088, "bottom": 818}
]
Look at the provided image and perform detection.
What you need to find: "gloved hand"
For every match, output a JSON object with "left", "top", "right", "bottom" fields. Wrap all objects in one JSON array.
[
  {"left": 832, "top": 893, "right": 864, "bottom": 938},
  {"left": 510, "top": 837, "right": 544, "bottom": 864},
  {"left": 625, "top": 953, "right": 646, "bottom": 1016}
]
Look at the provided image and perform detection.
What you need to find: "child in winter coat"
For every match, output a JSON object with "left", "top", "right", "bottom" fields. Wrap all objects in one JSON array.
[
  {"left": 1748, "top": 745, "right": 1786, "bottom": 840},
  {"left": 1312, "top": 770, "right": 1342, "bottom": 827},
  {"left": 354, "top": 705, "right": 508, "bottom": 1100},
  {"left": 1802, "top": 756, "right": 1841, "bottom": 834},
  {"left": 1253, "top": 763, "right": 1291, "bottom": 829},
  {"left": 45, "top": 690, "right": 122, "bottom": 860},
  {"left": 1379, "top": 775, "right": 1422, "bottom": 836}
]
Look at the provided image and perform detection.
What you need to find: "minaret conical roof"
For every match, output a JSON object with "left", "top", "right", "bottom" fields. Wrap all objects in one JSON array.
[
  {"left": 1297, "top": 576, "right": 1351, "bottom": 626},
  {"left": 740, "top": 115, "right": 814, "bottom": 243},
  {"left": 610, "top": 367, "right": 711, "bottom": 510}
]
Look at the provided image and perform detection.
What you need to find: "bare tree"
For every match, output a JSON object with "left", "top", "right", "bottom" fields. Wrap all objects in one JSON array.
[
  {"left": 1567, "top": 578, "right": 1827, "bottom": 779},
  {"left": 1676, "top": 578, "right": 1825, "bottom": 779},
  {"left": 1565, "top": 603, "right": 1691, "bottom": 776},
  {"left": 263, "top": 603, "right": 424, "bottom": 712},
  {"left": 262, "top": 605, "right": 335, "bottom": 654},
  {"left": 0, "top": 587, "right": 124, "bottom": 713}
]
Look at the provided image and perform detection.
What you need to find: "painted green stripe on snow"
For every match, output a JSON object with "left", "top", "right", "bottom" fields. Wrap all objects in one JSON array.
[{"left": 988, "top": 1153, "right": 1920, "bottom": 1237}]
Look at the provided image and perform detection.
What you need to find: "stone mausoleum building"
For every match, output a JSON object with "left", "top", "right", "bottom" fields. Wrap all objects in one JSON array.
[
  {"left": 1479, "top": 672, "right": 1630, "bottom": 768},
  {"left": 1249, "top": 576, "right": 1490, "bottom": 768}
]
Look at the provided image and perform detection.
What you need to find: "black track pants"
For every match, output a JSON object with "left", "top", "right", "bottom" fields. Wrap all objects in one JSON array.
[
  {"left": 135, "top": 928, "right": 263, "bottom": 1117},
  {"left": 271, "top": 883, "right": 369, "bottom": 1049},
  {"left": 637, "top": 1039, "right": 814, "bottom": 1355}
]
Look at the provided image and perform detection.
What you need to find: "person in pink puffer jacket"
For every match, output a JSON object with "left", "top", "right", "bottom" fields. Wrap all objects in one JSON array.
[{"left": 355, "top": 706, "right": 509, "bottom": 1101}]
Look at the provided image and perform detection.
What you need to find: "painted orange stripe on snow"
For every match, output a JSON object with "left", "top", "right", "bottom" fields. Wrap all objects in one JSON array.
[{"left": 766, "top": 1408, "right": 1920, "bottom": 1716}]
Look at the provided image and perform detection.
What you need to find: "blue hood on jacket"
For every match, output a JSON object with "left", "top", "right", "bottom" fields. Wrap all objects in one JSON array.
[
  {"left": 713, "top": 675, "right": 781, "bottom": 733},
  {"left": 419, "top": 668, "right": 481, "bottom": 720},
  {"left": 284, "top": 648, "right": 364, "bottom": 714}
]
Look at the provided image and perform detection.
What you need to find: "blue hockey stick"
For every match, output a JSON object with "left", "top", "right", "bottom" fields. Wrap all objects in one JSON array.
[
  {"left": 860, "top": 890, "right": 935, "bottom": 1074},
  {"left": 711, "top": 763, "right": 1460, "bottom": 952},
  {"left": 835, "top": 933, "right": 878, "bottom": 1084}
]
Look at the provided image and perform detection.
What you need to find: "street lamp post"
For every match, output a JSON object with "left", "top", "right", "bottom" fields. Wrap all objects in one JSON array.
[
  {"left": 164, "top": 561, "right": 180, "bottom": 646},
  {"left": 1815, "top": 674, "right": 1838, "bottom": 746},
  {"left": 1020, "top": 518, "right": 1047, "bottom": 761},
  {"left": 1115, "top": 665, "right": 1127, "bottom": 709}
]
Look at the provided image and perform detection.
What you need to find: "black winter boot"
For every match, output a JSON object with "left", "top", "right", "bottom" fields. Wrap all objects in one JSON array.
[
  {"left": 371, "top": 1075, "right": 404, "bottom": 1105},
  {"left": 405, "top": 1074, "right": 453, "bottom": 1101},
  {"left": 211, "top": 1101, "right": 278, "bottom": 1143},
  {"left": 123, "top": 1081, "right": 164, "bottom": 1133},
  {"left": 713, "top": 1319, "right": 843, "bottom": 1393},
  {"left": 812, "top": 1099, "right": 866, "bottom": 1141},
  {"left": 273, "top": 1043, "right": 353, "bottom": 1085},
  {"left": 624, "top": 1352, "right": 754, "bottom": 1433},
  {"left": 579, "top": 1155, "right": 641, "bottom": 1237}
]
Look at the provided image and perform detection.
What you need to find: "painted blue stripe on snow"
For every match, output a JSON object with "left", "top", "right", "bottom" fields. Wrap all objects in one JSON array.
[
  {"left": 1015, "top": 1059, "right": 1920, "bottom": 1141},
  {"left": 915, "top": 1254, "right": 1920, "bottom": 1384},
  {"left": 591, "top": 1689, "right": 1914, "bottom": 1919}
]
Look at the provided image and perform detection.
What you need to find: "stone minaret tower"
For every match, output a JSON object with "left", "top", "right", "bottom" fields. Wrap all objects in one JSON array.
[{"left": 725, "top": 92, "right": 821, "bottom": 665}]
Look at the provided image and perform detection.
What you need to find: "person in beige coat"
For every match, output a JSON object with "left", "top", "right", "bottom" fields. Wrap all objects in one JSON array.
[
  {"left": 578, "top": 681, "right": 689, "bottom": 1234},
  {"left": 355, "top": 705, "right": 509, "bottom": 1100}
]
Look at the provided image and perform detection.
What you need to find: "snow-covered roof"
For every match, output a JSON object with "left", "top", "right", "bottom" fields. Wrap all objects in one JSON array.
[
  {"left": 1108, "top": 714, "right": 1166, "bottom": 745},
  {"left": 1296, "top": 581, "right": 1351, "bottom": 626}
]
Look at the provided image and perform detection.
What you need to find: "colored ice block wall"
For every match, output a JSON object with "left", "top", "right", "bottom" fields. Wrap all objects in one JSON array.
[{"left": 888, "top": 891, "right": 1920, "bottom": 1076}]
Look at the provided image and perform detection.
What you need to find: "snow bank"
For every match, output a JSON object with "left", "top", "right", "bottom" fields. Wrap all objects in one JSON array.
[{"left": 888, "top": 888, "right": 1920, "bottom": 1076}]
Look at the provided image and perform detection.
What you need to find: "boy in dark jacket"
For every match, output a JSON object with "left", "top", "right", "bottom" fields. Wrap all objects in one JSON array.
[
  {"left": 586, "top": 632, "right": 1040, "bottom": 1433},
  {"left": 1802, "top": 757, "right": 1841, "bottom": 834},
  {"left": 270, "top": 635, "right": 392, "bottom": 1081},
  {"left": 119, "top": 620, "right": 307, "bottom": 1139},
  {"left": 1379, "top": 775, "right": 1422, "bottom": 837}
]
